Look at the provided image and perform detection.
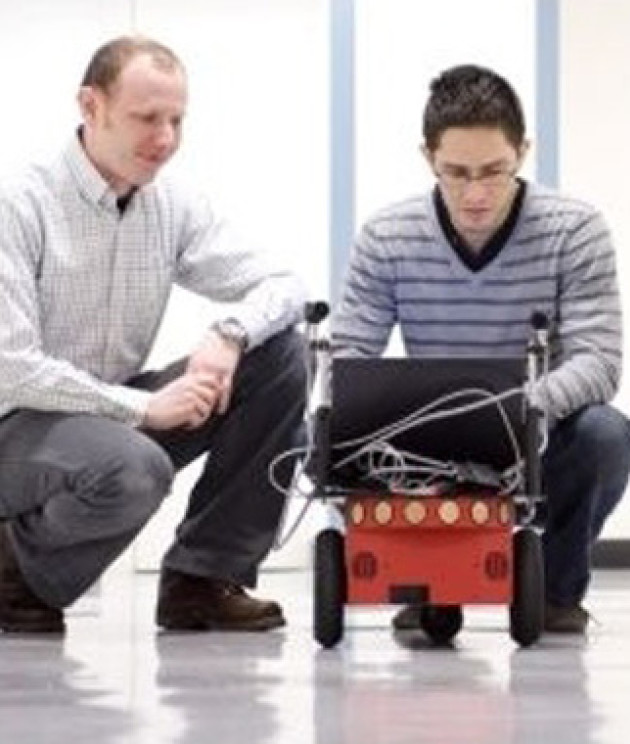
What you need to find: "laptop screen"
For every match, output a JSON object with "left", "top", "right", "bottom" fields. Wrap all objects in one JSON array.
[{"left": 329, "top": 356, "right": 526, "bottom": 488}]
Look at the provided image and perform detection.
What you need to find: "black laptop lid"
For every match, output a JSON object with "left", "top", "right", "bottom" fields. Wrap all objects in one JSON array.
[{"left": 330, "top": 357, "right": 525, "bottom": 474}]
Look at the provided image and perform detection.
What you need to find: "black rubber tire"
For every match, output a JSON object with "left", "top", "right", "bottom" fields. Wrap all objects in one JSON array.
[
  {"left": 313, "top": 529, "right": 346, "bottom": 649},
  {"left": 509, "top": 527, "right": 545, "bottom": 647},
  {"left": 419, "top": 604, "right": 463, "bottom": 644}
]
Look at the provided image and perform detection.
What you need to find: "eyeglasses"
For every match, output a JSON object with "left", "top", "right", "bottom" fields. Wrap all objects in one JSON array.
[{"left": 434, "top": 164, "right": 518, "bottom": 192}]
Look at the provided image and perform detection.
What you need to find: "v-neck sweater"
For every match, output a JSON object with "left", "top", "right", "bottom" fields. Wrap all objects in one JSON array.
[{"left": 331, "top": 182, "right": 622, "bottom": 423}]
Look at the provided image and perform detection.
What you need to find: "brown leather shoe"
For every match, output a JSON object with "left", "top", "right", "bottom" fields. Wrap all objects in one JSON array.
[
  {"left": 156, "top": 567, "right": 286, "bottom": 631},
  {"left": 0, "top": 524, "right": 65, "bottom": 633}
]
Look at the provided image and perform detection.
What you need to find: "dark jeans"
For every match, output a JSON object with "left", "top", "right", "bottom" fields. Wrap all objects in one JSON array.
[
  {"left": 542, "top": 404, "right": 630, "bottom": 607},
  {"left": 0, "top": 329, "right": 306, "bottom": 607}
]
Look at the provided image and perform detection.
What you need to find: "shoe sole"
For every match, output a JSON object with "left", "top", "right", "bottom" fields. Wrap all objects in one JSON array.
[
  {"left": 0, "top": 619, "right": 66, "bottom": 633},
  {"left": 157, "top": 612, "right": 286, "bottom": 632},
  {"left": 543, "top": 623, "right": 587, "bottom": 635}
]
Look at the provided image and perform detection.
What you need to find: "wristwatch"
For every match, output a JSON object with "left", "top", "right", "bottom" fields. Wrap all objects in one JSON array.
[{"left": 211, "top": 318, "right": 249, "bottom": 352}]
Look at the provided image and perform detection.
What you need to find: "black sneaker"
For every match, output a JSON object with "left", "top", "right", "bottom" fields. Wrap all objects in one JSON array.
[
  {"left": 544, "top": 602, "right": 589, "bottom": 634},
  {"left": 392, "top": 605, "right": 423, "bottom": 631},
  {"left": 0, "top": 524, "right": 65, "bottom": 633}
]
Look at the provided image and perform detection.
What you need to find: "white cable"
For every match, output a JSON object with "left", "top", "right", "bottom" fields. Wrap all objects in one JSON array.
[
  {"left": 268, "top": 445, "right": 321, "bottom": 550},
  {"left": 267, "top": 332, "right": 322, "bottom": 548},
  {"left": 270, "top": 387, "right": 524, "bottom": 496},
  {"left": 273, "top": 491, "right": 317, "bottom": 550},
  {"left": 333, "top": 386, "right": 522, "bottom": 451},
  {"left": 268, "top": 385, "right": 527, "bottom": 546},
  {"left": 268, "top": 445, "right": 309, "bottom": 499},
  {"left": 334, "top": 387, "right": 522, "bottom": 463},
  {"left": 331, "top": 387, "right": 524, "bottom": 495}
]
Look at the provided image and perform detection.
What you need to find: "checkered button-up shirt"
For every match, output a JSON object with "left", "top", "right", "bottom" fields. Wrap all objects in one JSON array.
[{"left": 0, "top": 134, "right": 306, "bottom": 425}]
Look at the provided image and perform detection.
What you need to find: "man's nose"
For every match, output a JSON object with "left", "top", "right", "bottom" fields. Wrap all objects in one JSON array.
[
  {"left": 154, "top": 122, "right": 178, "bottom": 150},
  {"left": 461, "top": 176, "right": 489, "bottom": 200}
]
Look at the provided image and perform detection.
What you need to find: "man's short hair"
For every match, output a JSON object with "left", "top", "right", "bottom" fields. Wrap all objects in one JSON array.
[
  {"left": 423, "top": 64, "right": 526, "bottom": 152},
  {"left": 80, "top": 35, "right": 184, "bottom": 94}
]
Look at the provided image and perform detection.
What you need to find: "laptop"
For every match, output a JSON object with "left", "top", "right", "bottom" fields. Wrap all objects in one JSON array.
[{"left": 328, "top": 356, "right": 526, "bottom": 489}]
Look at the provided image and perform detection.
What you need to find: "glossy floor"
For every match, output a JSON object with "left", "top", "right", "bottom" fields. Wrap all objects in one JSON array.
[{"left": 1, "top": 568, "right": 628, "bottom": 744}]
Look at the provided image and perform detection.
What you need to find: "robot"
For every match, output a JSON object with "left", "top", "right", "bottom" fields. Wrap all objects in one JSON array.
[{"left": 302, "top": 302, "right": 549, "bottom": 649}]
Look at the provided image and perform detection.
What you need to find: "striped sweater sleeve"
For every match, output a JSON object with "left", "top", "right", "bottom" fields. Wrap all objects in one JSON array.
[
  {"left": 534, "top": 207, "right": 623, "bottom": 422},
  {"left": 332, "top": 221, "right": 398, "bottom": 357}
]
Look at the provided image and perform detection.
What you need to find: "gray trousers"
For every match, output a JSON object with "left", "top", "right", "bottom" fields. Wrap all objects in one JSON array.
[{"left": 0, "top": 329, "right": 306, "bottom": 608}]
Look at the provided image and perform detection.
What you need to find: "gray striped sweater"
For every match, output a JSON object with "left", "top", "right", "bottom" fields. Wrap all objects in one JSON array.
[{"left": 331, "top": 182, "right": 622, "bottom": 424}]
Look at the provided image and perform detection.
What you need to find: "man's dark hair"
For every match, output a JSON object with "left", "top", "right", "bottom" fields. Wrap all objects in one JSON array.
[
  {"left": 423, "top": 64, "right": 526, "bottom": 152},
  {"left": 80, "top": 35, "right": 184, "bottom": 95}
]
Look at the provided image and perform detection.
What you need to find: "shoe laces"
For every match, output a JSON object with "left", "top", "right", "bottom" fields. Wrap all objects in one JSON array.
[{"left": 217, "top": 581, "right": 246, "bottom": 597}]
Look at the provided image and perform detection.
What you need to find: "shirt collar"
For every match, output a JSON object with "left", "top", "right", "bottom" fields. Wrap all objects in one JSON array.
[{"left": 63, "top": 128, "right": 120, "bottom": 212}]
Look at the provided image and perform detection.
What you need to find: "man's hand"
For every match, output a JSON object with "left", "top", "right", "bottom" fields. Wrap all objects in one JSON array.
[
  {"left": 143, "top": 373, "right": 221, "bottom": 430},
  {"left": 186, "top": 329, "right": 242, "bottom": 415}
]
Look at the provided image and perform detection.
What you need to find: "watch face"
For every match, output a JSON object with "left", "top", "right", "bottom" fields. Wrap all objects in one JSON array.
[{"left": 214, "top": 320, "right": 248, "bottom": 350}]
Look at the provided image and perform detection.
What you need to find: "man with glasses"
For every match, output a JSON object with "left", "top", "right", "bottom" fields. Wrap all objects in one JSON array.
[{"left": 332, "top": 64, "right": 630, "bottom": 634}]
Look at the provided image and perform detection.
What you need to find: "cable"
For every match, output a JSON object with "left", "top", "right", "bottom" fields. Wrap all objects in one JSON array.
[
  {"left": 268, "top": 443, "right": 324, "bottom": 550},
  {"left": 267, "top": 385, "right": 527, "bottom": 545},
  {"left": 333, "top": 386, "right": 522, "bottom": 451},
  {"left": 331, "top": 387, "right": 524, "bottom": 495},
  {"left": 333, "top": 386, "right": 522, "bottom": 460}
]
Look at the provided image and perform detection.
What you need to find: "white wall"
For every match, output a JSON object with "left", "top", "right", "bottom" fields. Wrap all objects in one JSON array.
[
  {"left": 0, "top": 1, "right": 131, "bottom": 169},
  {"left": 355, "top": 0, "right": 536, "bottom": 223},
  {"left": 133, "top": 0, "right": 329, "bottom": 294},
  {"left": 559, "top": 0, "right": 630, "bottom": 537}
]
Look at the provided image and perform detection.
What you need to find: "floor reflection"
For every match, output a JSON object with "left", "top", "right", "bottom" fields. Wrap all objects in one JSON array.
[
  {"left": 508, "top": 643, "right": 605, "bottom": 744},
  {"left": 0, "top": 637, "right": 137, "bottom": 744},
  {"left": 0, "top": 570, "right": 628, "bottom": 744},
  {"left": 155, "top": 632, "right": 287, "bottom": 744},
  {"left": 312, "top": 642, "right": 513, "bottom": 744}
]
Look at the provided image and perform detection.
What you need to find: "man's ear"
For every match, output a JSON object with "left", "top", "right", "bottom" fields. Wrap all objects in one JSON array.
[{"left": 77, "top": 86, "right": 99, "bottom": 125}]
